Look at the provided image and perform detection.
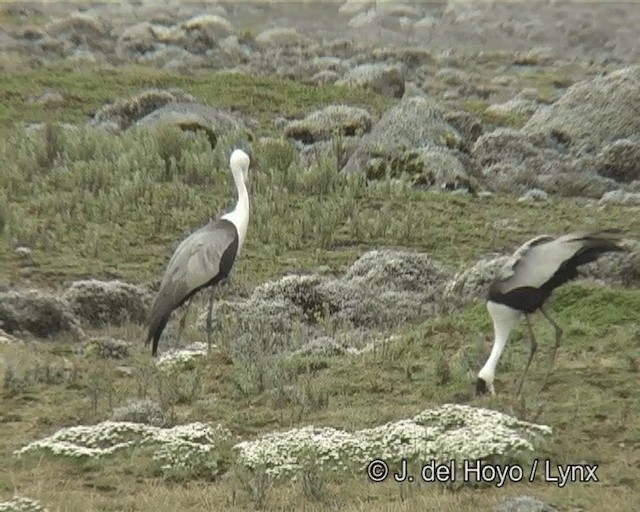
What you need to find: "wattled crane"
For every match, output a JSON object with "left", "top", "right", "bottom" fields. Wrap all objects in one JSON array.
[
  {"left": 476, "top": 229, "right": 626, "bottom": 397},
  {"left": 146, "top": 149, "right": 251, "bottom": 356}
]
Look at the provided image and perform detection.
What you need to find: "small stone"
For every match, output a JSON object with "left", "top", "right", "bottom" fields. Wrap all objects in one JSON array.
[
  {"left": 14, "top": 246, "right": 32, "bottom": 258},
  {"left": 518, "top": 188, "right": 549, "bottom": 202},
  {"left": 599, "top": 190, "right": 640, "bottom": 205}
]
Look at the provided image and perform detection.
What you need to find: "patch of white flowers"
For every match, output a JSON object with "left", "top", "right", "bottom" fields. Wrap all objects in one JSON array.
[
  {"left": 0, "top": 496, "right": 48, "bottom": 512},
  {"left": 151, "top": 423, "right": 228, "bottom": 474},
  {"left": 234, "top": 404, "right": 552, "bottom": 479},
  {"left": 156, "top": 342, "right": 209, "bottom": 371},
  {"left": 14, "top": 420, "right": 230, "bottom": 477}
]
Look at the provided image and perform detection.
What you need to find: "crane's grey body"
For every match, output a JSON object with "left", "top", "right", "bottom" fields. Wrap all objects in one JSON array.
[
  {"left": 147, "top": 219, "right": 239, "bottom": 356},
  {"left": 145, "top": 149, "right": 251, "bottom": 357},
  {"left": 477, "top": 230, "right": 626, "bottom": 396}
]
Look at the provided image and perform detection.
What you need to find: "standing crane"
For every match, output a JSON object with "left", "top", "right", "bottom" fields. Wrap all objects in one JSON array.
[
  {"left": 146, "top": 149, "right": 251, "bottom": 356},
  {"left": 476, "top": 229, "right": 626, "bottom": 397}
]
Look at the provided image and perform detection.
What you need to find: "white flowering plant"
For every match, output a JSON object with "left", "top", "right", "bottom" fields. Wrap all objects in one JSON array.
[
  {"left": 14, "top": 420, "right": 232, "bottom": 480},
  {"left": 234, "top": 404, "right": 552, "bottom": 481},
  {"left": 155, "top": 342, "right": 209, "bottom": 371},
  {"left": 14, "top": 404, "right": 551, "bottom": 485},
  {"left": 0, "top": 496, "right": 48, "bottom": 512}
]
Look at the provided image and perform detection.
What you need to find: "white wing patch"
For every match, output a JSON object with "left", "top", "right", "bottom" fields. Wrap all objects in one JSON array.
[
  {"left": 495, "top": 235, "right": 553, "bottom": 281},
  {"left": 496, "top": 234, "right": 587, "bottom": 293}
]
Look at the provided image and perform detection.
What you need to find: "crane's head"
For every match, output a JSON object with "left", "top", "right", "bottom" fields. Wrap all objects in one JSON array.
[
  {"left": 475, "top": 376, "right": 495, "bottom": 396},
  {"left": 230, "top": 149, "right": 251, "bottom": 184}
]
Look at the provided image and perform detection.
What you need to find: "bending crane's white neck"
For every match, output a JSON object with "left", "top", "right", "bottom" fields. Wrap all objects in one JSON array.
[
  {"left": 221, "top": 168, "right": 250, "bottom": 255},
  {"left": 478, "top": 301, "right": 521, "bottom": 387}
]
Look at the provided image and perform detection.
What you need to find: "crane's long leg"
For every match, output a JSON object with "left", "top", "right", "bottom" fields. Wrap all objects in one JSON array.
[
  {"left": 176, "top": 296, "right": 194, "bottom": 347},
  {"left": 205, "top": 286, "right": 216, "bottom": 355},
  {"left": 539, "top": 306, "right": 563, "bottom": 390},
  {"left": 516, "top": 316, "right": 538, "bottom": 398}
]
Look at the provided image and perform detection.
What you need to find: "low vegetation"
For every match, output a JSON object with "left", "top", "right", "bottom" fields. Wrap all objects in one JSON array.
[{"left": 1, "top": 64, "right": 639, "bottom": 512}]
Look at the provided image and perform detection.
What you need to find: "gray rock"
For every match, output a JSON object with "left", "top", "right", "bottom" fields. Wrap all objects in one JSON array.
[
  {"left": 383, "top": 146, "right": 476, "bottom": 192},
  {"left": 336, "top": 63, "right": 405, "bottom": 98},
  {"left": 0, "top": 290, "right": 84, "bottom": 339},
  {"left": 69, "top": 48, "right": 103, "bottom": 64},
  {"left": 482, "top": 162, "right": 527, "bottom": 194},
  {"left": 284, "top": 105, "right": 372, "bottom": 144},
  {"left": 89, "top": 88, "right": 198, "bottom": 131},
  {"left": 485, "top": 98, "right": 538, "bottom": 120},
  {"left": 524, "top": 65, "right": 640, "bottom": 151},
  {"left": 11, "top": 25, "right": 47, "bottom": 42},
  {"left": 596, "top": 138, "right": 640, "bottom": 183},
  {"left": 182, "top": 14, "right": 233, "bottom": 38},
  {"left": 309, "top": 70, "right": 340, "bottom": 86},
  {"left": 581, "top": 239, "right": 640, "bottom": 287},
  {"left": 534, "top": 170, "right": 619, "bottom": 198},
  {"left": 298, "top": 137, "right": 360, "bottom": 171},
  {"left": 471, "top": 128, "right": 611, "bottom": 197},
  {"left": 139, "top": 46, "right": 205, "bottom": 69},
  {"left": 0, "top": 328, "right": 22, "bottom": 345},
  {"left": 307, "top": 56, "right": 350, "bottom": 74},
  {"left": 339, "top": 0, "right": 374, "bottom": 16},
  {"left": 599, "top": 189, "right": 640, "bottom": 205},
  {"left": 402, "top": 81, "right": 425, "bottom": 98},
  {"left": 115, "top": 22, "right": 160, "bottom": 59},
  {"left": 369, "top": 46, "right": 434, "bottom": 68},
  {"left": 63, "top": 279, "right": 151, "bottom": 327},
  {"left": 348, "top": 10, "right": 377, "bottom": 29},
  {"left": 442, "top": 110, "right": 484, "bottom": 147},
  {"left": 134, "top": 102, "right": 249, "bottom": 148},
  {"left": 435, "top": 67, "right": 470, "bottom": 86},
  {"left": 0, "top": 28, "right": 21, "bottom": 51},
  {"left": 44, "top": 13, "right": 110, "bottom": 49},
  {"left": 518, "top": 188, "right": 549, "bottom": 202},
  {"left": 414, "top": 15, "right": 438, "bottom": 30},
  {"left": 255, "top": 27, "right": 310, "bottom": 47},
  {"left": 444, "top": 256, "right": 510, "bottom": 309},
  {"left": 472, "top": 128, "right": 547, "bottom": 168},
  {"left": 14, "top": 246, "right": 32, "bottom": 258},
  {"left": 341, "top": 96, "right": 463, "bottom": 176},
  {"left": 148, "top": 24, "right": 187, "bottom": 47},
  {"left": 513, "top": 47, "right": 554, "bottom": 66},
  {"left": 181, "top": 14, "right": 234, "bottom": 53},
  {"left": 376, "top": 3, "right": 424, "bottom": 20}
]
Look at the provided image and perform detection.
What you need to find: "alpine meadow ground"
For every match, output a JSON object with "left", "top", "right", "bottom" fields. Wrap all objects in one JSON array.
[{"left": 1, "top": 64, "right": 639, "bottom": 512}]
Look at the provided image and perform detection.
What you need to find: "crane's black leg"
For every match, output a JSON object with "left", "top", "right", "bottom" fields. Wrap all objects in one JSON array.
[
  {"left": 176, "top": 296, "right": 193, "bottom": 347},
  {"left": 539, "top": 306, "right": 563, "bottom": 390},
  {"left": 205, "top": 286, "right": 216, "bottom": 355},
  {"left": 516, "top": 316, "right": 538, "bottom": 398}
]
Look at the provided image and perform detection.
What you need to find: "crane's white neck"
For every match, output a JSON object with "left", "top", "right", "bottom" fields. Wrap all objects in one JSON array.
[
  {"left": 221, "top": 168, "right": 250, "bottom": 255},
  {"left": 478, "top": 301, "right": 522, "bottom": 392}
]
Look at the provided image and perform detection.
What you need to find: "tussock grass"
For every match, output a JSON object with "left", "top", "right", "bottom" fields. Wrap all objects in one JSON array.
[
  {"left": 1, "top": 115, "right": 636, "bottom": 287},
  {"left": 0, "top": 65, "right": 639, "bottom": 511},
  {"left": 0, "top": 66, "right": 391, "bottom": 137}
]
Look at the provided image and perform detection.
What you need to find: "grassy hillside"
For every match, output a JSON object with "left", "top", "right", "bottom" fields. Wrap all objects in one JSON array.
[{"left": 1, "top": 65, "right": 639, "bottom": 512}]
